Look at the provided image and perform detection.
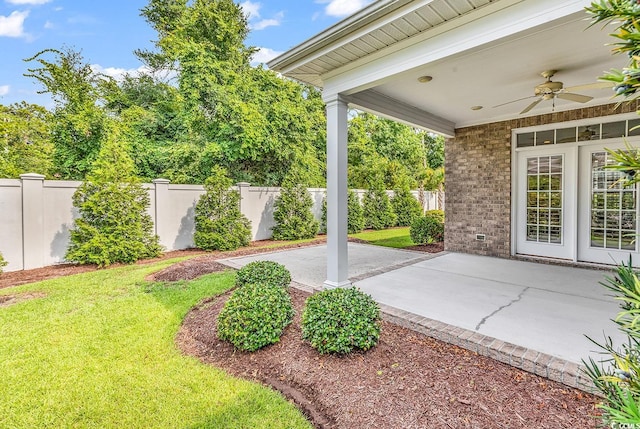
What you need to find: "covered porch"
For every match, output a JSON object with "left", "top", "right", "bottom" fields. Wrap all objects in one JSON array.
[{"left": 268, "top": 0, "right": 637, "bottom": 288}]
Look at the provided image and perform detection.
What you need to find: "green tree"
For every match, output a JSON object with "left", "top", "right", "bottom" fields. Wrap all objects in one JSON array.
[
  {"left": 137, "top": 0, "right": 326, "bottom": 186},
  {"left": 66, "top": 122, "right": 162, "bottom": 266},
  {"left": 25, "top": 48, "right": 109, "bottom": 179},
  {"left": 320, "top": 189, "right": 365, "bottom": 234},
  {"left": 194, "top": 166, "right": 251, "bottom": 251},
  {"left": 272, "top": 183, "right": 319, "bottom": 240},
  {"left": 0, "top": 102, "right": 53, "bottom": 178}
]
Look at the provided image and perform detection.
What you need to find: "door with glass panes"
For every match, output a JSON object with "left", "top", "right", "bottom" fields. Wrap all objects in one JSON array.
[
  {"left": 516, "top": 146, "right": 576, "bottom": 260},
  {"left": 578, "top": 142, "right": 640, "bottom": 266}
]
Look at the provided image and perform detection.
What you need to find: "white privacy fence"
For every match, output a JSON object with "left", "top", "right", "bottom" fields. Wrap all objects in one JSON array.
[{"left": 0, "top": 173, "right": 443, "bottom": 272}]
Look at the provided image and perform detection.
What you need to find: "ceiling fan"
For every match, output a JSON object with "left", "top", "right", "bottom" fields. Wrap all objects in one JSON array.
[{"left": 493, "top": 70, "right": 611, "bottom": 114}]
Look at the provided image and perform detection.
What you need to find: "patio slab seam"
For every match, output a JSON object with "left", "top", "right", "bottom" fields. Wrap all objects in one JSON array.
[{"left": 348, "top": 251, "right": 447, "bottom": 283}]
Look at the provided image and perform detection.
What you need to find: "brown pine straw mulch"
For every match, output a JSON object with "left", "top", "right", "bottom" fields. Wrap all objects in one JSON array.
[{"left": 1, "top": 237, "right": 600, "bottom": 428}]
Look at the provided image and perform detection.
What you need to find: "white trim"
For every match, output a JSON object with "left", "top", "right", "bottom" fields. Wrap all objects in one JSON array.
[
  {"left": 322, "top": 0, "right": 588, "bottom": 98},
  {"left": 511, "top": 111, "right": 640, "bottom": 263},
  {"left": 344, "top": 90, "right": 455, "bottom": 136},
  {"left": 512, "top": 112, "right": 640, "bottom": 136}
]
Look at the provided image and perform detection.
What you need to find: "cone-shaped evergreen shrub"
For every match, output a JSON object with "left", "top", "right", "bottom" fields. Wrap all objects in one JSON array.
[
  {"left": 391, "top": 188, "right": 422, "bottom": 226},
  {"left": 0, "top": 251, "right": 7, "bottom": 274},
  {"left": 272, "top": 183, "right": 319, "bottom": 240},
  {"left": 194, "top": 166, "right": 251, "bottom": 251},
  {"left": 66, "top": 125, "right": 162, "bottom": 266},
  {"left": 320, "top": 190, "right": 365, "bottom": 234},
  {"left": 362, "top": 188, "right": 396, "bottom": 230}
]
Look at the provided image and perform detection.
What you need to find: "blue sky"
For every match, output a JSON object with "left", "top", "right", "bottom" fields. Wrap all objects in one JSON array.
[{"left": 0, "top": 0, "right": 372, "bottom": 107}]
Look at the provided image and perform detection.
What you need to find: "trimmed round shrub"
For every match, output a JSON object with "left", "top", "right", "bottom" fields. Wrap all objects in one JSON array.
[
  {"left": 236, "top": 260, "right": 291, "bottom": 288},
  {"left": 217, "top": 283, "right": 294, "bottom": 351},
  {"left": 410, "top": 209, "right": 444, "bottom": 245},
  {"left": 302, "top": 287, "right": 381, "bottom": 354}
]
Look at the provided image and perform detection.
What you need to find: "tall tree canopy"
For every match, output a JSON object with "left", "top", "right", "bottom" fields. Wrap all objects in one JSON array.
[
  {"left": 0, "top": 102, "right": 53, "bottom": 178},
  {"left": 3, "top": 0, "right": 444, "bottom": 190}
]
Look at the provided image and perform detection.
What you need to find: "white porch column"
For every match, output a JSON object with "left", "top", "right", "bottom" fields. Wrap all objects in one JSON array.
[{"left": 323, "top": 94, "right": 351, "bottom": 289}]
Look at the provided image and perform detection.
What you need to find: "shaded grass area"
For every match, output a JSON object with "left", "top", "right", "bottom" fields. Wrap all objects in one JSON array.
[
  {"left": 0, "top": 261, "right": 311, "bottom": 429},
  {"left": 350, "top": 227, "right": 414, "bottom": 248}
]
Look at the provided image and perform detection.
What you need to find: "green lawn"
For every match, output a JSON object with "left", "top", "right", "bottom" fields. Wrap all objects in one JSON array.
[
  {"left": 350, "top": 227, "right": 414, "bottom": 248},
  {"left": 0, "top": 260, "right": 311, "bottom": 429}
]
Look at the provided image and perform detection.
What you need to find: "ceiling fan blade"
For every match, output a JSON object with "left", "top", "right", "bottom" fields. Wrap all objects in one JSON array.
[
  {"left": 520, "top": 98, "right": 543, "bottom": 114},
  {"left": 564, "top": 82, "right": 613, "bottom": 92},
  {"left": 492, "top": 95, "right": 536, "bottom": 108},
  {"left": 557, "top": 92, "right": 593, "bottom": 103}
]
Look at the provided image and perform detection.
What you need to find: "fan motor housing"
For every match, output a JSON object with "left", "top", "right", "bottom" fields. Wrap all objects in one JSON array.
[{"left": 535, "top": 81, "right": 563, "bottom": 95}]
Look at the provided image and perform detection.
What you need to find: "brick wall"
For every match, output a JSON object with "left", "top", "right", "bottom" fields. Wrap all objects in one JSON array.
[{"left": 445, "top": 101, "right": 640, "bottom": 258}]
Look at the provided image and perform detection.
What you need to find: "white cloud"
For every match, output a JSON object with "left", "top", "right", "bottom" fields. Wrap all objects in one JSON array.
[
  {"left": 319, "top": 0, "right": 372, "bottom": 17},
  {"left": 0, "top": 10, "right": 29, "bottom": 37},
  {"left": 0, "top": 85, "right": 9, "bottom": 96},
  {"left": 43, "top": 20, "right": 54, "bottom": 29},
  {"left": 252, "top": 12, "right": 283, "bottom": 30},
  {"left": 6, "top": 0, "right": 50, "bottom": 4},
  {"left": 250, "top": 47, "right": 283, "bottom": 66},
  {"left": 240, "top": 1, "right": 261, "bottom": 19},
  {"left": 240, "top": 1, "right": 282, "bottom": 31}
]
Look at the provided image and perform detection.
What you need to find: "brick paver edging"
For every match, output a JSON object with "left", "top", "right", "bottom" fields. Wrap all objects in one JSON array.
[
  {"left": 290, "top": 279, "right": 597, "bottom": 394},
  {"left": 378, "top": 303, "right": 597, "bottom": 393}
]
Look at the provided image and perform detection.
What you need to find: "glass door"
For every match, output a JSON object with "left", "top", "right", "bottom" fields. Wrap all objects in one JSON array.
[
  {"left": 578, "top": 143, "right": 640, "bottom": 265},
  {"left": 516, "top": 147, "right": 576, "bottom": 259}
]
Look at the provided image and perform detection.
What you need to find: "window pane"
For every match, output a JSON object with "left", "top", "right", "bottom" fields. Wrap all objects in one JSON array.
[
  {"left": 579, "top": 125, "right": 600, "bottom": 141},
  {"left": 602, "top": 121, "right": 626, "bottom": 139},
  {"left": 525, "top": 156, "right": 562, "bottom": 244},
  {"left": 536, "top": 130, "right": 554, "bottom": 145},
  {"left": 556, "top": 127, "right": 576, "bottom": 144},
  {"left": 518, "top": 132, "right": 535, "bottom": 147},
  {"left": 629, "top": 119, "right": 640, "bottom": 136}
]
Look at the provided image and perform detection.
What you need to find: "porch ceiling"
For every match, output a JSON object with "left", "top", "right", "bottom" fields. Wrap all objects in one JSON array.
[{"left": 269, "top": 0, "right": 628, "bottom": 133}]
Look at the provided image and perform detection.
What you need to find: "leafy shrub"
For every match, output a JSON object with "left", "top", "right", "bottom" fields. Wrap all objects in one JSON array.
[
  {"left": 302, "top": 287, "right": 381, "bottom": 354},
  {"left": 236, "top": 261, "right": 291, "bottom": 288},
  {"left": 272, "top": 183, "right": 319, "bottom": 240},
  {"left": 217, "top": 283, "right": 294, "bottom": 351},
  {"left": 410, "top": 210, "right": 444, "bottom": 244},
  {"left": 391, "top": 188, "right": 422, "bottom": 226},
  {"left": 320, "top": 190, "right": 365, "bottom": 234},
  {"left": 0, "top": 251, "right": 7, "bottom": 274},
  {"left": 66, "top": 126, "right": 162, "bottom": 266},
  {"left": 584, "top": 258, "right": 640, "bottom": 426},
  {"left": 194, "top": 166, "right": 252, "bottom": 251},
  {"left": 362, "top": 189, "right": 397, "bottom": 230}
]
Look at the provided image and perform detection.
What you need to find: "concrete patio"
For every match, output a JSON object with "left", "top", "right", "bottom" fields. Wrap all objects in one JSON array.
[{"left": 219, "top": 242, "right": 626, "bottom": 389}]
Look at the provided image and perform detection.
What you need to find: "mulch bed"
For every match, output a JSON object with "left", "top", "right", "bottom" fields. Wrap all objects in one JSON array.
[
  {"left": 0, "top": 238, "right": 602, "bottom": 427},
  {"left": 178, "top": 287, "right": 600, "bottom": 429}
]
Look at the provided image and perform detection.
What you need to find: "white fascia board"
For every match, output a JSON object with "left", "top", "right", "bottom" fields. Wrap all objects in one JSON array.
[
  {"left": 343, "top": 90, "right": 456, "bottom": 137},
  {"left": 322, "top": 0, "right": 591, "bottom": 98},
  {"left": 268, "top": 0, "right": 427, "bottom": 73}
]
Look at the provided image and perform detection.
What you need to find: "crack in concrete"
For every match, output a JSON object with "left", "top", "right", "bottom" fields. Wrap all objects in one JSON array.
[{"left": 475, "top": 286, "right": 529, "bottom": 331}]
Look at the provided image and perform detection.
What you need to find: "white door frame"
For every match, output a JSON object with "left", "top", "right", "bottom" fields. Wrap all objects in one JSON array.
[{"left": 511, "top": 112, "right": 640, "bottom": 264}]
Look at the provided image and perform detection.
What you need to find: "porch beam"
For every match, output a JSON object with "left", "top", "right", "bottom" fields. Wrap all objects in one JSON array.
[
  {"left": 344, "top": 89, "right": 455, "bottom": 137},
  {"left": 323, "top": 94, "right": 351, "bottom": 289}
]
